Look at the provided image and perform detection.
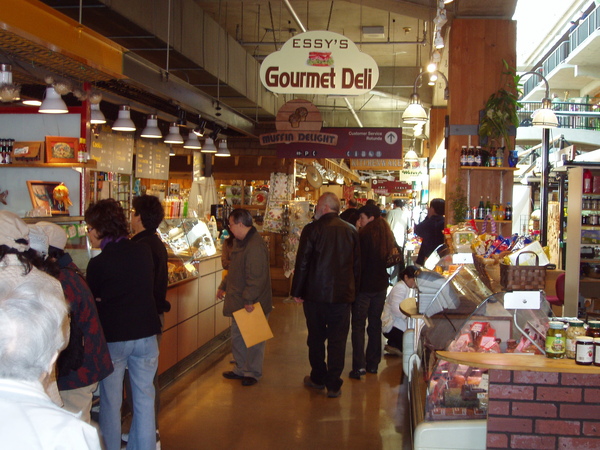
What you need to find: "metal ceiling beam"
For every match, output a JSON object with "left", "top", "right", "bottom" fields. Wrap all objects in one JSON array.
[{"left": 122, "top": 52, "right": 257, "bottom": 137}]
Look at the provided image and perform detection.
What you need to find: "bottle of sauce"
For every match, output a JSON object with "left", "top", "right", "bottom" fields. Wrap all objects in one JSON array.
[
  {"left": 583, "top": 169, "right": 593, "bottom": 194},
  {"left": 545, "top": 321, "right": 566, "bottom": 359},
  {"left": 566, "top": 320, "right": 586, "bottom": 359}
]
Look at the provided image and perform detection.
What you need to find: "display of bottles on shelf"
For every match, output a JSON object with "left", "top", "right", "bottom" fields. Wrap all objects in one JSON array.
[
  {"left": 583, "top": 197, "right": 600, "bottom": 211},
  {"left": 460, "top": 145, "right": 506, "bottom": 168},
  {"left": 162, "top": 196, "right": 189, "bottom": 219},
  {"left": 0, "top": 138, "right": 14, "bottom": 165},
  {"left": 467, "top": 196, "right": 512, "bottom": 221}
]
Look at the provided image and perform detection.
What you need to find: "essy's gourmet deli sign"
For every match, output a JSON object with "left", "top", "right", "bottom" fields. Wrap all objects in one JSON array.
[{"left": 259, "top": 31, "right": 379, "bottom": 95}]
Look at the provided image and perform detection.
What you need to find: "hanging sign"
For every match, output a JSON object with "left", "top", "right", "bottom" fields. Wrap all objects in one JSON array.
[
  {"left": 398, "top": 158, "right": 428, "bottom": 182},
  {"left": 260, "top": 30, "right": 379, "bottom": 96},
  {"left": 371, "top": 179, "right": 412, "bottom": 195},
  {"left": 350, "top": 159, "right": 403, "bottom": 170}
]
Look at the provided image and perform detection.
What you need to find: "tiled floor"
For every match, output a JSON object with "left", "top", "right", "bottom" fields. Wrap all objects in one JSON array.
[{"left": 157, "top": 297, "right": 411, "bottom": 449}]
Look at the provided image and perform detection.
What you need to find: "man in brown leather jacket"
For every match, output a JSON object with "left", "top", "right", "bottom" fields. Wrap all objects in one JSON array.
[{"left": 292, "top": 192, "right": 361, "bottom": 398}]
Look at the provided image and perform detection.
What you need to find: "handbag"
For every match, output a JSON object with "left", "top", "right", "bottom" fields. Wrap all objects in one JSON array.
[{"left": 386, "top": 244, "right": 404, "bottom": 268}]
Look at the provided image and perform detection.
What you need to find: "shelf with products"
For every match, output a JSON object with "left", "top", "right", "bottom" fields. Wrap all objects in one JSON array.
[
  {"left": 460, "top": 166, "right": 519, "bottom": 172},
  {"left": 6, "top": 161, "right": 97, "bottom": 169}
]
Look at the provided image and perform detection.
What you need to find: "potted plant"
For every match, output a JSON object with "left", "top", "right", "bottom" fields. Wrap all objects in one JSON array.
[
  {"left": 450, "top": 178, "right": 469, "bottom": 224},
  {"left": 478, "top": 60, "right": 523, "bottom": 150}
]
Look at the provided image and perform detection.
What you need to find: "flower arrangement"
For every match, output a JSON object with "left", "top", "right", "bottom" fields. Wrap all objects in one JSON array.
[{"left": 478, "top": 60, "right": 523, "bottom": 151}]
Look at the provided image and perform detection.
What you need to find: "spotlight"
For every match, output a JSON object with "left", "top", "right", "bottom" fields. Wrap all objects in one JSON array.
[{"left": 193, "top": 120, "right": 207, "bottom": 137}]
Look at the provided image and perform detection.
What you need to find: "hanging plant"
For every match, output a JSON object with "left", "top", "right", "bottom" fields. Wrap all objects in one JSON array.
[{"left": 478, "top": 60, "right": 523, "bottom": 151}]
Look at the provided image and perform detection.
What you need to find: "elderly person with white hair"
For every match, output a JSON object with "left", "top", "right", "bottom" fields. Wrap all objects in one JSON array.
[{"left": 0, "top": 281, "right": 102, "bottom": 449}]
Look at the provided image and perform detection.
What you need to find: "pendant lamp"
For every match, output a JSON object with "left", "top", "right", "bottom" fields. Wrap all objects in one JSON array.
[
  {"left": 39, "top": 86, "right": 68, "bottom": 114},
  {"left": 90, "top": 103, "right": 106, "bottom": 124},
  {"left": 141, "top": 115, "right": 162, "bottom": 138},
  {"left": 183, "top": 130, "right": 202, "bottom": 149},
  {"left": 215, "top": 139, "right": 230, "bottom": 157},
  {"left": 112, "top": 105, "right": 136, "bottom": 131},
  {"left": 164, "top": 122, "right": 183, "bottom": 144},
  {"left": 201, "top": 138, "right": 217, "bottom": 153}
]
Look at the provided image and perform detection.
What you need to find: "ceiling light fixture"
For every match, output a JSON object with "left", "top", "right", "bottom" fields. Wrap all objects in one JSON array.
[
  {"left": 402, "top": 70, "right": 449, "bottom": 124},
  {"left": 201, "top": 138, "right": 217, "bottom": 153},
  {"left": 0, "top": 64, "right": 20, "bottom": 103},
  {"left": 522, "top": 71, "right": 558, "bottom": 128},
  {"left": 215, "top": 139, "right": 231, "bottom": 157},
  {"left": 404, "top": 139, "right": 419, "bottom": 162},
  {"left": 193, "top": 119, "right": 207, "bottom": 137},
  {"left": 112, "top": 105, "right": 136, "bottom": 131},
  {"left": 434, "top": 30, "right": 445, "bottom": 49},
  {"left": 164, "top": 122, "right": 184, "bottom": 144},
  {"left": 183, "top": 130, "right": 202, "bottom": 149},
  {"left": 90, "top": 103, "right": 106, "bottom": 124},
  {"left": 38, "top": 86, "right": 68, "bottom": 114},
  {"left": 22, "top": 98, "right": 42, "bottom": 106},
  {"left": 141, "top": 114, "right": 162, "bottom": 138}
]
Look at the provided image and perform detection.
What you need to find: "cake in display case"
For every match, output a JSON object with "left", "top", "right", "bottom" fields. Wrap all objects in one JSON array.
[{"left": 158, "top": 217, "right": 216, "bottom": 285}]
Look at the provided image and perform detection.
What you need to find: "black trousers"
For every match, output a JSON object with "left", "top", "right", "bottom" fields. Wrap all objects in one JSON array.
[
  {"left": 383, "top": 326, "right": 404, "bottom": 351},
  {"left": 351, "top": 290, "right": 387, "bottom": 372},
  {"left": 303, "top": 302, "right": 351, "bottom": 392}
]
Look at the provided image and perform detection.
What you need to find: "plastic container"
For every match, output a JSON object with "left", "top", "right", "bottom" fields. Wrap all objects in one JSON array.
[{"left": 545, "top": 321, "right": 566, "bottom": 359}]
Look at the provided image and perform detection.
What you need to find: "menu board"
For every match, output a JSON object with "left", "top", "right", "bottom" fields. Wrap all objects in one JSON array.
[
  {"left": 89, "top": 127, "right": 134, "bottom": 174},
  {"left": 135, "top": 140, "right": 170, "bottom": 180}
]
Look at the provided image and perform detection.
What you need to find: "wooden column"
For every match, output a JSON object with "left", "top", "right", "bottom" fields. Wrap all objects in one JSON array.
[{"left": 445, "top": 19, "right": 517, "bottom": 227}]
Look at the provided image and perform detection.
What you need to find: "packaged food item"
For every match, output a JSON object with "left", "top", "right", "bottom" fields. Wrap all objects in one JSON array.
[
  {"left": 545, "top": 321, "right": 566, "bottom": 359},
  {"left": 575, "top": 336, "right": 594, "bottom": 365},
  {"left": 566, "top": 320, "right": 586, "bottom": 359}
]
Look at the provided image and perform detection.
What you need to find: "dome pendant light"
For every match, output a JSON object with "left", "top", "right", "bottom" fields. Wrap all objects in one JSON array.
[
  {"left": 38, "top": 86, "right": 68, "bottom": 114},
  {"left": 141, "top": 114, "right": 162, "bottom": 138},
  {"left": 201, "top": 138, "right": 217, "bottom": 153},
  {"left": 112, "top": 105, "right": 136, "bottom": 131},
  {"left": 164, "top": 122, "right": 183, "bottom": 144},
  {"left": 215, "top": 139, "right": 230, "bottom": 157},
  {"left": 183, "top": 130, "right": 202, "bottom": 149},
  {"left": 90, "top": 103, "right": 106, "bottom": 124}
]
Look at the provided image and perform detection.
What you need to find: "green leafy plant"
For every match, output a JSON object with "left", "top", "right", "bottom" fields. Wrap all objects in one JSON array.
[
  {"left": 478, "top": 60, "right": 523, "bottom": 151},
  {"left": 451, "top": 179, "right": 469, "bottom": 224}
]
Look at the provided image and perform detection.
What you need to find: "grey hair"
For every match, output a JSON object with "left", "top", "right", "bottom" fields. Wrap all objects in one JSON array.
[
  {"left": 320, "top": 192, "right": 341, "bottom": 214},
  {"left": 229, "top": 208, "right": 254, "bottom": 227},
  {"left": 0, "top": 281, "right": 69, "bottom": 381}
]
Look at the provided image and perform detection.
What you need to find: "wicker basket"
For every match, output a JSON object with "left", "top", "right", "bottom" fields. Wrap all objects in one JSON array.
[
  {"left": 500, "top": 251, "right": 546, "bottom": 291},
  {"left": 473, "top": 254, "right": 502, "bottom": 293}
]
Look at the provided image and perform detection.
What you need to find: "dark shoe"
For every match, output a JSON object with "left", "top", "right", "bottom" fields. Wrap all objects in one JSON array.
[
  {"left": 327, "top": 389, "right": 342, "bottom": 398},
  {"left": 384, "top": 345, "right": 403, "bottom": 357},
  {"left": 349, "top": 369, "right": 366, "bottom": 380},
  {"left": 222, "top": 371, "right": 244, "bottom": 380},
  {"left": 242, "top": 377, "right": 258, "bottom": 386},
  {"left": 366, "top": 367, "right": 378, "bottom": 374},
  {"left": 303, "top": 375, "right": 325, "bottom": 390}
]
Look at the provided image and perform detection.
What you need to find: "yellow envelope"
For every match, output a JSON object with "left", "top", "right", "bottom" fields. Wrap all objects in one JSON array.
[{"left": 232, "top": 303, "right": 274, "bottom": 348}]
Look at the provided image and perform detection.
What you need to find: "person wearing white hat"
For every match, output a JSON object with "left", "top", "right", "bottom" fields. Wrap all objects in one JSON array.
[
  {"left": 36, "top": 221, "right": 113, "bottom": 425},
  {"left": 0, "top": 211, "right": 65, "bottom": 407}
]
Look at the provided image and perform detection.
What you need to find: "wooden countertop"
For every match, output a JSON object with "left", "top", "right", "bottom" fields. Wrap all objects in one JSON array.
[
  {"left": 400, "top": 297, "right": 423, "bottom": 318},
  {"left": 437, "top": 351, "right": 600, "bottom": 374}
]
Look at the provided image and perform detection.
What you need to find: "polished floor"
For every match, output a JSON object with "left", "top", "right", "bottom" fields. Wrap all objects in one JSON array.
[{"left": 157, "top": 297, "right": 411, "bottom": 450}]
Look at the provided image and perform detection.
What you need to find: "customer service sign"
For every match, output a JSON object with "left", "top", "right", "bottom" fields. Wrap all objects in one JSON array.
[{"left": 260, "top": 30, "right": 379, "bottom": 95}]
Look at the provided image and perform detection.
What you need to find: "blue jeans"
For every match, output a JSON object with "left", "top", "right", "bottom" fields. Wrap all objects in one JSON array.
[{"left": 99, "top": 336, "right": 159, "bottom": 450}]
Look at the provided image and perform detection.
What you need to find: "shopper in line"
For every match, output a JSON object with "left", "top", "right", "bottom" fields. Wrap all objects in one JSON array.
[
  {"left": 0, "top": 211, "right": 64, "bottom": 407},
  {"left": 387, "top": 199, "right": 411, "bottom": 249},
  {"left": 85, "top": 199, "right": 162, "bottom": 450},
  {"left": 414, "top": 198, "right": 445, "bottom": 266},
  {"left": 36, "top": 221, "right": 113, "bottom": 424},
  {"left": 349, "top": 203, "right": 396, "bottom": 379},
  {"left": 292, "top": 192, "right": 361, "bottom": 398},
  {"left": 382, "top": 266, "right": 418, "bottom": 356},
  {"left": 217, "top": 208, "right": 272, "bottom": 387},
  {"left": 339, "top": 197, "right": 360, "bottom": 227},
  {"left": 0, "top": 281, "right": 102, "bottom": 449}
]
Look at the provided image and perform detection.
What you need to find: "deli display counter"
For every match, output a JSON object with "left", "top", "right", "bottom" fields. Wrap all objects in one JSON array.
[{"left": 407, "top": 265, "right": 553, "bottom": 450}]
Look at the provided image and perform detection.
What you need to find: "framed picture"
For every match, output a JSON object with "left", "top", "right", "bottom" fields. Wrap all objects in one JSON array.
[
  {"left": 26, "top": 180, "right": 70, "bottom": 215},
  {"left": 44, "top": 136, "right": 79, "bottom": 163}
]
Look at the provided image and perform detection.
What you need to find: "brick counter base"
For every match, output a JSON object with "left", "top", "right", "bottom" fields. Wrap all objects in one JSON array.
[{"left": 487, "top": 369, "right": 600, "bottom": 449}]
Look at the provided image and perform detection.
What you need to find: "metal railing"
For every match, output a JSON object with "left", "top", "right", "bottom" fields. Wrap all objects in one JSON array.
[
  {"left": 518, "top": 101, "right": 600, "bottom": 131},
  {"left": 522, "top": 4, "right": 600, "bottom": 98}
]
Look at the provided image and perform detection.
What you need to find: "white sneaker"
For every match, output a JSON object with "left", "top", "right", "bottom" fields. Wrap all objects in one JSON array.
[
  {"left": 121, "top": 433, "right": 129, "bottom": 442},
  {"left": 384, "top": 345, "right": 403, "bottom": 357}
]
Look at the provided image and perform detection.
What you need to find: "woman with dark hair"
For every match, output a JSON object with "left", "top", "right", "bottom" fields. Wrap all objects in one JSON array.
[
  {"left": 85, "top": 199, "right": 161, "bottom": 450},
  {"left": 349, "top": 203, "right": 397, "bottom": 379},
  {"left": 414, "top": 198, "right": 445, "bottom": 266},
  {"left": 382, "top": 266, "right": 418, "bottom": 356}
]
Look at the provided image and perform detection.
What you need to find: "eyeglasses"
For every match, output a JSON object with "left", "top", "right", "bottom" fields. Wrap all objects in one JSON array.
[{"left": 86, "top": 226, "right": 94, "bottom": 234}]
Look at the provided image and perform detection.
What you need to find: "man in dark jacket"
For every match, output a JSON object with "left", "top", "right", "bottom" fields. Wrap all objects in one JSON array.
[{"left": 292, "top": 192, "right": 360, "bottom": 398}]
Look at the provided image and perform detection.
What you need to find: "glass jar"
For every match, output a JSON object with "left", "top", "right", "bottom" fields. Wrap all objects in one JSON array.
[
  {"left": 566, "top": 320, "right": 586, "bottom": 359},
  {"left": 586, "top": 321, "right": 600, "bottom": 339},
  {"left": 594, "top": 338, "right": 600, "bottom": 367},
  {"left": 575, "top": 336, "right": 594, "bottom": 365},
  {"left": 545, "top": 321, "right": 566, "bottom": 359}
]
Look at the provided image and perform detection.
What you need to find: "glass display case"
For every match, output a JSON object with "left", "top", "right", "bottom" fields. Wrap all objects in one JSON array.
[
  {"left": 412, "top": 265, "right": 552, "bottom": 427},
  {"left": 158, "top": 217, "right": 216, "bottom": 285}
]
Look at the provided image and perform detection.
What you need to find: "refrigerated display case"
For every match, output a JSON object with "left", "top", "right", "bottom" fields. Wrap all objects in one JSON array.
[{"left": 408, "top": 265, "right": 552, "bottom": 449}]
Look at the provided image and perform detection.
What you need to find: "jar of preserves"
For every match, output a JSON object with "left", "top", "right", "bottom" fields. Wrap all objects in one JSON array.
[
  {"left": 545, "top": 321, "right": 566, "bottom": 359},
  {"left": 566, "top": 320, "right": 586, "bottom": 359},
  {"left": 575, "top": 336, "right": 594, "bottom": 365},
  {"left": 586, "top": 321, "right": 600, "bottom": 339},
  {"left": 594, "top": 338, "right": 600, "bottom": 367}
]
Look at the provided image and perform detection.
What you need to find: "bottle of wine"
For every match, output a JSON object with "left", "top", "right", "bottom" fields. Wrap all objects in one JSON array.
[{"left": 477, "top": 196, "right": 485, "bottom": 220}]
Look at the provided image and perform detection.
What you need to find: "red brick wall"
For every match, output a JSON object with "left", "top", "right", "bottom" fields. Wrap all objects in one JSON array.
[{"left": 487, "top": 370, "right": 600, "bottom": 449}]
